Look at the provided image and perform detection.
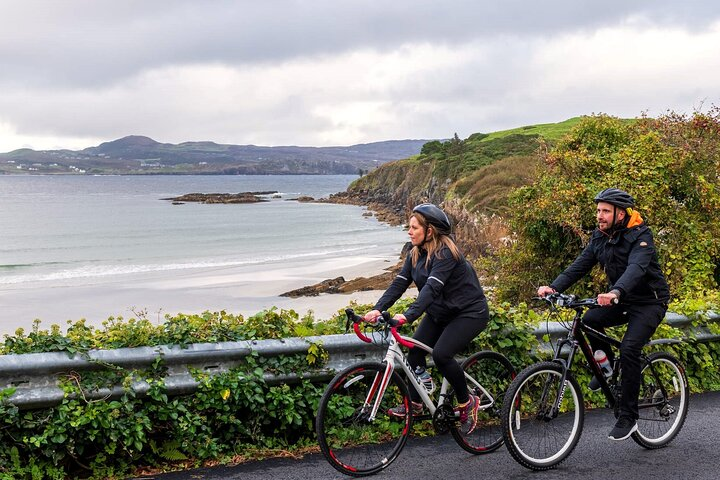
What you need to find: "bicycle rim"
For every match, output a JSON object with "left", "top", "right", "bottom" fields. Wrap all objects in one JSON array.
[
  {"left": 502, "top": 362, "right": 584, "bottom": 470},
  {"left": 316, "top": 362, "right": 412, "bottom": 477},
  {"left": 451, "top": 351, "right": 515, "bottom": 454},
  {"left": 633, "top": 352, "right": 689, "bottom": 448}
]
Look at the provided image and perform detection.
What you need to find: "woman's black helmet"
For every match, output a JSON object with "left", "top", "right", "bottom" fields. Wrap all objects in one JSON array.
[
  {"left": 593, "top": 188, "right": 635, "bottom": 210},
  {"left": 412, "top": 203, "right": 452, "bottom": 234}
]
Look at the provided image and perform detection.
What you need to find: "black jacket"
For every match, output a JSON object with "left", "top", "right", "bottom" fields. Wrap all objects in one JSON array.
[
  {"left": 374, "top": 245, "right": 487, "bottom": 322},
  {"left": 550, "top": 223, "right": 670, "bottom": 305}
]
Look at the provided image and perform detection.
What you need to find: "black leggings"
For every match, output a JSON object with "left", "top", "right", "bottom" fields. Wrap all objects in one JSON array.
[
  {"left": 407, "top": 309, "right": 488, "bottom": 404},
  {"left": 582, "top": 303, "right": 667, "bottom": 419}
]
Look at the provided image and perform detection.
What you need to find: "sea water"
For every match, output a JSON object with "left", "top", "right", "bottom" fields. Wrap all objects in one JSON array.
[{"left": 0, "top": 175, "right": 407, "bottom": 332}]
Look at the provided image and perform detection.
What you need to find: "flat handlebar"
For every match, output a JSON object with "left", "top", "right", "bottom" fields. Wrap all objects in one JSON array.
[
  {"left": 534, "top": 292, "right": 617, "bottom": 308},
  {"left": 345, "top": 309, "right": 416, "bottom": 349}
]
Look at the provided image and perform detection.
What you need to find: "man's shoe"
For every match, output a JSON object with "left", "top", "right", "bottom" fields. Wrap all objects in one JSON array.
[
  {"left": 589, "top": 375, "right": 601, "bottom": 391},
  {"left": 388, "top": 401, "right": 423, "bottom": 418},
  {"left": 608, "top": 416, "right": 637, "bottom": 441}
]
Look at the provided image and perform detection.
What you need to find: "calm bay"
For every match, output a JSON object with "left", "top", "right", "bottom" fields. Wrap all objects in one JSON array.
[{"left": 0, "top": 175, "right": 407, "bottom": 334}]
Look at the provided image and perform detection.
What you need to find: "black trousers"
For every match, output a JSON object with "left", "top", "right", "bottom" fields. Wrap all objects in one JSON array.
[
  {"left": 407, "top": 308, "right": 488, "bottom": 404},
  {"left": 582, "top": 303, "right": 667, "bottom": 419}
]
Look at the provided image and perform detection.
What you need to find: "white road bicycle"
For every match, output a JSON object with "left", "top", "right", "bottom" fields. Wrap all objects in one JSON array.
[{"left": 315, "top": 309, "right": 515, "bottom": 477}]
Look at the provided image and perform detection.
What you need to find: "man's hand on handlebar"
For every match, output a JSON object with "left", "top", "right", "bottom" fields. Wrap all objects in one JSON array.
[
  {"left": 597, "top": 291, "right": 619, "bottom": 306},
  {"left": 537, "top": 285, "right": 556, "bottom": 297},
  {"left": 393, "top": 313, "right": 407, "bottom": 324}
]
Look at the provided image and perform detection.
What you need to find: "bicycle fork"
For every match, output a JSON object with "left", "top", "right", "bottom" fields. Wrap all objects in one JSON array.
[
  {"left": 363, "top": 362, "right": 396, "bottom": 422},
  {"left": 539, "top": 339, "right": 577, "bottom": 421}
]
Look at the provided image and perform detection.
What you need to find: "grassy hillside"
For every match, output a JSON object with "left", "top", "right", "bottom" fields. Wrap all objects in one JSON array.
[
  {"left": 347, "top": 117, "right": 595, "bottom": 219},
  {"left": 478, "top": 117, "right": 584, "bottom": 142}
]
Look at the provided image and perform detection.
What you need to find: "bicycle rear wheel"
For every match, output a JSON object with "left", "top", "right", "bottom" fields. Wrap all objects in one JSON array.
[
  {"left": 502, "top": 361, "right": 584, "bottom": 470},
  {"left": 316, "top": 362, "right": 412, "bottom": 477},
  {"left": 632, "top": 351, "right": 689, "bottom": 448},
  {"left": 450, "top": 351, "right": 515, "bottom": 454}
]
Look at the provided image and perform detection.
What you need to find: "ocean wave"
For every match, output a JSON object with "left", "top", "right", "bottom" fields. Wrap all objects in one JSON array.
[
  {"left": 0, "top": 245, "right": 384, "bottom": 285},
  {"left": 0, "top": 261, "right": 68, "bottom": 270}
]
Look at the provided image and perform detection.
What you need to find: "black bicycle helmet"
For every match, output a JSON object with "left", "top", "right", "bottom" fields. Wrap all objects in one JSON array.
[
  {"left": 593, "top": 188, "right": 635, "bottom": 210},
  {"left": 412, "top": 203, "right": 452, "bottom": 234}
]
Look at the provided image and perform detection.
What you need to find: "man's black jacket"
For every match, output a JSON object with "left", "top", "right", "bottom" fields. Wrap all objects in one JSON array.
[{"left": 550, "top": 222, "right": 670, "bottom": 305}]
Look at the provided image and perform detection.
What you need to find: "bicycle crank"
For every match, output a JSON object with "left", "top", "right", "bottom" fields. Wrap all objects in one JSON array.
[{"left": 432, "top": 404, "right": 456, "bottom": 433}]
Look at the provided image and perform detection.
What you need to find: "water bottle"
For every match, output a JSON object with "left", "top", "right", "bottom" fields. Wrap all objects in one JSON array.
[
  {"left": 414, "top": 366, "right": 435, "bottom": 394},
  {"left": 594, "top": 350, "right": 613, "bottom": 378}
]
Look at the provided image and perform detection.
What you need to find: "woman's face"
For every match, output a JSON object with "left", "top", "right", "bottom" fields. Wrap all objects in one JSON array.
[{"left": 408, "top": 215, "right": 429, "bottom": 246}]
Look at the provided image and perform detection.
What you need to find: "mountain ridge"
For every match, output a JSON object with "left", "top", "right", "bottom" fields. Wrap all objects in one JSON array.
[{"left": 0, "top": 136, "right": 433, "bottom": 175}]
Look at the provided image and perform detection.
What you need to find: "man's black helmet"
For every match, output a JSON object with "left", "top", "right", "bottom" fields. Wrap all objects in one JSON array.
[
  {"left": 412, "top": 203, "right": 452, "bottom": 234},
  {"left": 593, "top": 188, "right": 635, "bottom": 209}
]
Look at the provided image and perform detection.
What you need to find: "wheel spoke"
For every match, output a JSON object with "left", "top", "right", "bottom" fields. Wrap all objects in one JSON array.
[
  {"left": 502, "top": 362, "right": 584, "bottom": 470},
  {"left": 451, "top": 351, "right": 516, "bottom": 454},
  {"left": 632, "top": 353, "right": 688, "bottom": 448},
  {"left": 316, "top": 362, "right": 412, "bottom": 476}
]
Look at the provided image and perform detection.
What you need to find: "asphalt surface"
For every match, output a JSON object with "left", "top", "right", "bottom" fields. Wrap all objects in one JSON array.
[{"left": 133, "top": 391, "right": 720, "bottom": 480}]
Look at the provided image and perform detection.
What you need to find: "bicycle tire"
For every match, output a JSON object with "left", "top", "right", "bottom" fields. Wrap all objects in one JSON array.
[
  {"left": 502, "top": 361, "right": 584, "bottom": 470},
  {"left": 632, "top": 351, "right": 689, "bottom": 448},
  {"left": 316, "top": 361, "right": 412, "bottom": 477},
  {"left": 450, "top": 350, "right": 515, "bottom": 454}
]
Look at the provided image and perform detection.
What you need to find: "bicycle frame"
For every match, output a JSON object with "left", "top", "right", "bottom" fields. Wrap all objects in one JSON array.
[
  {"left": 546, "top": 300, "right": 672, "bottom": 417},
  {"left": 548, "top": 307, "right": 622, "bottom": 413},
  {"left": 354, "top": 317, "right": 496, "bottom": 422}
]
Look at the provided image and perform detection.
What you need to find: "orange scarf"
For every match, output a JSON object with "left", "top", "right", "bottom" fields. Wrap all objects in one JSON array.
[{"left": 626, "top": 208, "right": 644, "bottom": 228}]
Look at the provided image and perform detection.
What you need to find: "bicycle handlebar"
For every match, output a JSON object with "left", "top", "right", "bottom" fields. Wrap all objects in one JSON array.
[
  {"left": 534, "top": 292, "right": 616, "bottom": 309},
  {"left": 345, "top": 309, "right": 416, "bottom": 349}
]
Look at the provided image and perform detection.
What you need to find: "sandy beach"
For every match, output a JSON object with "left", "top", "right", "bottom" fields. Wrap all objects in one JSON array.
[{"left": 0, "top": 253, "right": 416, "bottom": 336}]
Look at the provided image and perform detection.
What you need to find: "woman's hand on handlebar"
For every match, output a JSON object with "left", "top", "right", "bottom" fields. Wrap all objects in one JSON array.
[
  {"left": 363, "top": 310, "right": 381, "bottom": 323},
  {"left": 393, "top": 313, "right": 407, "bottom": 324}
]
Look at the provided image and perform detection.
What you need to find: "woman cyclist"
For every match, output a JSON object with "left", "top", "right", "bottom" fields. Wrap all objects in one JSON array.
[{"left": 363, "top": 203, "right": 489, "bottom": 434}]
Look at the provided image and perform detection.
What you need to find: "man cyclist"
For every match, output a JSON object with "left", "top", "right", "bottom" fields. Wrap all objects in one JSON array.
[{"left": 537, "top": 188, "right": 670, "bottom": 441}]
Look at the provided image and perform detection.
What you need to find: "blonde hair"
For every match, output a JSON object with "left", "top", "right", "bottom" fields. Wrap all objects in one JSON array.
[{"left": 409, "top": 212, "right": 461, "bottom": 268}]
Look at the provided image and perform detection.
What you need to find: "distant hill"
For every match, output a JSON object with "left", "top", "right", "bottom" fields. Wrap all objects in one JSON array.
[{"left": 0, "top": 136, "right": 433, "bottom": 175}]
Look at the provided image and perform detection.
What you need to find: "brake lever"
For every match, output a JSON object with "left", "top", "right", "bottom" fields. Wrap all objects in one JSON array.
[{"left": 344, "top": 308, "right": 355, "bottom": 332}]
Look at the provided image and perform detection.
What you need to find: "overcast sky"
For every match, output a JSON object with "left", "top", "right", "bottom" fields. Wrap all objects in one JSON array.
[{"left": 1, "top": 0, "right": 719, "bottom": 152}]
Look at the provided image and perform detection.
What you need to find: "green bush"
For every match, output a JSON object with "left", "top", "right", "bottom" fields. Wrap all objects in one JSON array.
[
  {"left": 491, "top": 110, "right": 720, "bottom": 303},
  {"left": 1, "top": 295, "right": 719, "bottom": 478}
]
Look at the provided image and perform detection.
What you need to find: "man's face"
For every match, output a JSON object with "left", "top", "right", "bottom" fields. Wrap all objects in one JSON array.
[{"left": 596, "top": 201, "right": 625, "bottom": 231}]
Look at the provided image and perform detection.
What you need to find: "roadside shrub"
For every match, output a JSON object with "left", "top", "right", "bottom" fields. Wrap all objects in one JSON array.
[{"left": 491, "top": 110, "right": 720, "bottom": 303}]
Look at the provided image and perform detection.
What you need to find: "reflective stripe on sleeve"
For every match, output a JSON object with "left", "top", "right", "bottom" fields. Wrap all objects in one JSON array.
[{"left": 427, "top": 276, "right": 445, "bottom": 285}]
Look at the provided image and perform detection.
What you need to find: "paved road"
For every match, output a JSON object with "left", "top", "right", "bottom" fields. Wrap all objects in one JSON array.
[{"left": 134, "top": 391, "right": 719, "bottom": 480}]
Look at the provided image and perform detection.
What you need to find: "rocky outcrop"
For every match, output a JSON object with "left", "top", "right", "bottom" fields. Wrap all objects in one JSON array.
[
  {"left": 280, "top": 243, "right": 410, "bottom": 297},
  {"left": 161, "top": 192, "right": 276, "bottom": 204},
  {"left": 324, "top": 192, "right": 406, "bottom": 225},
  {"left": 280, "top": 260, "right": 403, "bottom": 297}
]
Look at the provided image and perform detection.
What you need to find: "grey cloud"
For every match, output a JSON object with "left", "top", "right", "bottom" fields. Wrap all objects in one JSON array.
[{"left": 2, "top": 0, "right": 719, "bottom": 88}]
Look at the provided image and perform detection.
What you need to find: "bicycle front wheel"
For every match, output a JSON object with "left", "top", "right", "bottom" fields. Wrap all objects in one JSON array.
[
  {"left": 502, "top": 361, "right": 584, "bottom": 470},
  {"left": 316, "top": 362, "right": 412, "bottom": 477},
  {"left": 633, "top": 351, "right": 689, "bottom": 448},
  {"left": 450, "top": 350, "right": 515, "bottom": 454}
]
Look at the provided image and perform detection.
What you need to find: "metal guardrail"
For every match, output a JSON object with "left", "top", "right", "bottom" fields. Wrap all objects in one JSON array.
[
  {"left": 1, "top": 311, "right": 718, "bottom": 410},
  {"left": 0, "top": 335, "right": 388, "bottom": 410}
]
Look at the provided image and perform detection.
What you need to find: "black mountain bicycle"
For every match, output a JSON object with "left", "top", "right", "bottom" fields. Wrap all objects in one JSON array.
[
  {"left": 501, "top": 293, "right": 689, "bottom": 470},
  {"left": 316, "top": 309, "right": 515, "bottom": 477}
]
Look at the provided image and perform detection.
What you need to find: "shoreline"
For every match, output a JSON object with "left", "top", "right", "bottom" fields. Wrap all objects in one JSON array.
[{"left": 0, "top": 253, "right": 410, "bottom": 336}]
